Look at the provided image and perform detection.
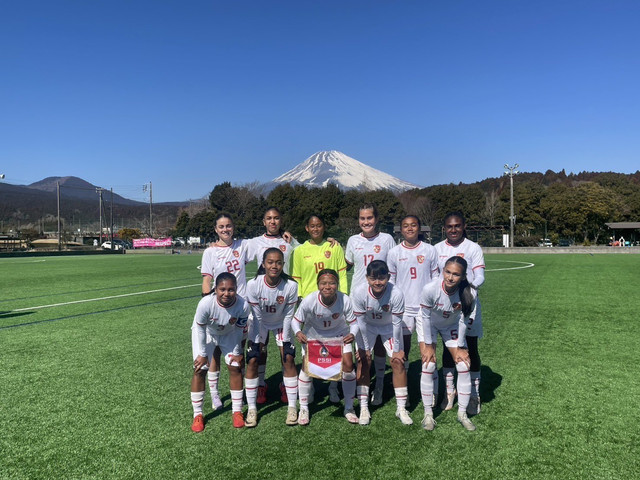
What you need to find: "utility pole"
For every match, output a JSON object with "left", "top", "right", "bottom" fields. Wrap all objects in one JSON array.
[
  {"left": 57, "top": 181, "right": 61, "bottom": 251},
  {"left": 504, "top": 164, "right": 519, "bottom": 248},
  {"left": 143, "top": 182, "right": 153, "bottom": 237},
  {"left": 110, "top": 188, "right": 114, "bottom": 245},
  {"left": 97, "top": 188, "right": 103, "bottom": 248}
]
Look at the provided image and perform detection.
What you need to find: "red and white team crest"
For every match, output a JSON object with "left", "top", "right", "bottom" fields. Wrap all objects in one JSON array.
[
  {"left": 373, "top": 245, "right": 381, "bottom": 253},
  {"left": 381, "top": 304, "right": 390, "bottom": 312},
  {"left": 417, "top": 255, "right": 425, "bottom": 264},
  {"left": 279, "top": 245, "right": 287, "bottom": 252},
  {"left": 276, "top": 296, "right": 285, "bottom": 304},
  {"left": 332, "top": 313, "right": 340, "bottom": 320},
  {"left": 233, "top": 250, "right": 240, "bottom": 258},
  {"left": 229, "top": 317, "right": 237, "bottom": 325},
  {"left": 324, "top": 250, "right": 332, "bottom": 259}
]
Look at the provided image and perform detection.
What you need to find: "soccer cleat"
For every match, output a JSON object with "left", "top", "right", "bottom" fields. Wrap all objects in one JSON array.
[
  {"left": 371, "top": 387, "right": 384, "bottom": 406},
  {"left": 245, "top": 408, "right": 258, "bottom": 428},
  {"left": 211, "top": 394, "right": 223, "bottom": 411},
  {"left": 285, "top": 406, "right": 298, "bottom": 426},
  {"left": 359, "top": 407, "right": 371, "bottom": 426},
  {"left": 421, "top": 413, "right": 436, "bottom": 431},
  {"left": 257, "top": 384, "right": 267, "bottom": 404},
  {"left": 467, "top": 396, "right": 481, "bottom": 415},
  {"left": 441, "top": 389, "right": 457, "bottom": 411},
  {"left": 279, "top": 382, "right": 287, "bottom": 403},
  {"left": 344, "top": 408, "right": 359, "bottom": 424},
  {"left": 232, "top": 411, "right": 245, "bottom": 428},
  {"left": 191, "top": 414, "right": 205, "bottom": 433},
  {"left": 395, "top": 407, "right": 414, "bottom": 426},
  {"left": 329, "top": 382, "right": 340, "bottom": 403},
  {"left": 457, "top": 411, "right": 476, "bottom": 431},
  {"left": 297, "top": 408, "right": 310, "bottom": 426}
]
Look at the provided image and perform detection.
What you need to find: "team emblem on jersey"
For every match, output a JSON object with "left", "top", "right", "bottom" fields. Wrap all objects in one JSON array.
[
  {"left": 452, "top": 302, "right": 462, "bottom": 311},
  {"left": 324, "top": 250, "right": 331, "bottom": 259},
  {"left": 332, "top": 313, "right": 340, "bottom": 319},
  {"left": 382, "top": 304, "right": 390, "bottom": 312},
  {"left": 229, "top": 317, "right": 237, "bottom": 325},
  {"left": 417, "top": 255, "right": 425, "bottom": 264},
  {"left": 279, "top": 245, "right": 287, "bottom": 252},
  {"left": 374, "top": 245, "right": 381, "bottom": 253},
  {"left": 320, "top": 345, "right": 329, "bottom": 357},
  {"left": 233, "top": 250, "right": 239, "bottom": 258},
  {"left": 276, "top": 296, "right": 285, "bottom": 304},
  {"left": 457, "top": 253, "right": 465, "bottom": 258}
]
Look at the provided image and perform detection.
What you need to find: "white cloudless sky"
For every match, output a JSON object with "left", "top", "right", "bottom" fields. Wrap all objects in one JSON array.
[{"left": 1, "top": 0, "right": 639, "bottom": 201}]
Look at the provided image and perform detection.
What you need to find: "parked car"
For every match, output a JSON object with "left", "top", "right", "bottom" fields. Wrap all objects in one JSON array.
[
  {"left": 538, "top": 239, "right": 553, "bottom": 247},
  {"left": 101, "top": 240, "right": 127, "bottom": 251},
  {"left": 558, "top": 239, "right": 573, "bottom": 247}
]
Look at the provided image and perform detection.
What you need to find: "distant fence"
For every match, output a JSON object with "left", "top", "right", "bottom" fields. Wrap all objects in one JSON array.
[{"left": 133, "top": 238, "right": 172, "bottom": 248}]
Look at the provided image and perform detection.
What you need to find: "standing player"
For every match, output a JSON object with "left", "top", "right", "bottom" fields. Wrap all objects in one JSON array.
[
  {"left": 244, "top": 248, "right": 299, "bottom": 427},
  {"left": 387, "top": 215, "right": 439, "bottom": 405},
  {"left": 352, "top": 260, "right": 411, "bottom": 426},
  {"left": 291, "top": 213, "right": 348, "bottom": 403},
  {"left": 190, "top": 273, "right": 250, "bottom": 432},
  {"left": 248, "top": 207, "right": 300, "bottom": 404},
  {"left": 435, "top": 212, "right": 485, "bottom": 415},
  {"left": 419, "top": 256, "right": 477, "bottom": 431},
  {"left": 345, "top": 204, "right": 397, "bottom": 405},
  {"left": 292, "top": 269, "right": 359, "bottom": 425},
  {"left": 199, "top": 214, "right": 251, "bottom": 411}
]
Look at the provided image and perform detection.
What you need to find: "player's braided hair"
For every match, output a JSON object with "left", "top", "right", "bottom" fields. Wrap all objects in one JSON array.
[{"left": 444, "top": 256, "right": 475, "bottom": 317}]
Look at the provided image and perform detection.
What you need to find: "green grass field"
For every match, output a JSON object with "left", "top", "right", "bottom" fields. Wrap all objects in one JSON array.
[{"left": 1, "top": 253, "right": 639, "bottom": 479}]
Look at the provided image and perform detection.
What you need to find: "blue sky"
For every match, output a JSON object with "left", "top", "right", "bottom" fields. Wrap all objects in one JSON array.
[{"left": 1, "top": 1, "right": 639, "bottom": 202}]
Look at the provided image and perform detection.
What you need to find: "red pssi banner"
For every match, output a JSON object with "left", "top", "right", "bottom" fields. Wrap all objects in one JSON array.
[{"left": 304, "top": 338, "right": 343, "bottom": 381}]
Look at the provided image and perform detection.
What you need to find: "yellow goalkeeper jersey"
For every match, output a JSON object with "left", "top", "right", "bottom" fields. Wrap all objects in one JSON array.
[{"left": 291, "top": 240, "right": 348, "bottom": 297}]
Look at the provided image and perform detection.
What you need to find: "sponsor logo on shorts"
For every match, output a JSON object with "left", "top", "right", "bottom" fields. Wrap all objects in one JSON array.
[
  {"left": 276, "top": 296, "right": 285, "bottom": 304},
  {"left": 417, "top": 255, "right": 425, "bottom": 264},
  {"left": 324, "top": 250, "right": 331, "bottom": 258},
  {"left": 374, "top": 245, "right": 381, "bottom": 253}
]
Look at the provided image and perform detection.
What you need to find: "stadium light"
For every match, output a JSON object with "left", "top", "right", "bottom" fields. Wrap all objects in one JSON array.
[{"left": 504, "top": 164, "right": 519, "bottom": 248}]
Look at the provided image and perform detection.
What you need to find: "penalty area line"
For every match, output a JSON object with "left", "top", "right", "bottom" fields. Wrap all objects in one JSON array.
[{"left": 11, "top": 284, "right": 201, "bottom": 313}]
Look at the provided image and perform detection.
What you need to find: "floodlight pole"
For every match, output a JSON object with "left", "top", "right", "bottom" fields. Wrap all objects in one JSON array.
[
  {"left": 57, "top": 181, "right": 61, "bottom": 251},
  {"left": 504, "top": 164, "right": 519, "bottom": 248}
]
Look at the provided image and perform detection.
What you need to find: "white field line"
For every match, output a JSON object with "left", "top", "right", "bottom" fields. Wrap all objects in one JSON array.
[
  {"left": 11, "top": 283, "right": 201, "bottom": 313},
  {"left": 486, "top": 260, "right": 535, "bottom": 272}
]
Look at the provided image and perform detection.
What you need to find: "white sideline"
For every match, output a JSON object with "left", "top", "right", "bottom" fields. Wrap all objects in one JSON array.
[{"left": 11, "top": 284, "right": 201, "bottom": 313}]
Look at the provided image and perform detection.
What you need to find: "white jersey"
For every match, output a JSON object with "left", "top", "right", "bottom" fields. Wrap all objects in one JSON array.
[
  {"left": 351, "top": 283, "right": 404, "bottom": 328},
  {"left": 434, "top": 238, "right": 485, "bottom": 288},
  {"left": 193, "top": 294, "right": 250, "bottom": 357},
  {"left": 419, "top": 279, "right": 476, "bottom": 347},
  {"left": 249, "top": 234, "right": 300, "bottom": 275},
  {"left": 345, "top": 232, "right": 396, "bottom": 291},
  {"left": 201, "top": 239, "right": 251, "bottom": 296},
  {"left": 293, "top": 291, "right": 358, "bottom": 339},
  {"left": 387, "top": 241, "right": 439, "bottom": 315},
  {"left": 246, "top": 275, "right": 298, "bottom": 342}
]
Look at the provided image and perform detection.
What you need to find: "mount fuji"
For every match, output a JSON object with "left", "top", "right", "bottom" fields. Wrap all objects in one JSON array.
[{"left": 268, "top": 150, "right": 421, "bottom": 193}]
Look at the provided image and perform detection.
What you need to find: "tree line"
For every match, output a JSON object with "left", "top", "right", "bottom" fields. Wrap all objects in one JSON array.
[{"left": 170, "top": 170, "right": 640, "bottom": 246}]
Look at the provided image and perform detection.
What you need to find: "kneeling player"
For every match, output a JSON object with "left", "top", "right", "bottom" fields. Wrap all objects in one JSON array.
[
  {"left": 352, "top": 260, "right": 411, "bottom": 426},
  {"left": 190, "top": 272, "right": 250, "bottom": 432},
  {"left": 419, "top": 256, "right": 477, "bottom": 431},
  {"left": 292, "top": 269, "right": 359, "bottom": 425}
]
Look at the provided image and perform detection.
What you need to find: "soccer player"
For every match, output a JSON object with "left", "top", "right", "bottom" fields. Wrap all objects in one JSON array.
[
  {"left": 352, "top": 260, "right": 411, "bottom": 426},
  {"left": 292, "top": 269, "right": 359, "bottom": 425},
  {"left": 245, "top": 248, "right": 299, "bottom": 427},
  {"left": 248, "top": 206, "right": 300, "bottom": 404},
  {"left": 291, "top": 213, "right": 348, "bottom": 403},
  {"left": 435, "top": 212, "right": 485, "bottom": 415},
  {"left": 345, "top": 204, "right": 397, "bottom": 405},
  {"left": 419, "top": 256, "right": 477, "bottom": 431},
  {"left": 387, "top": 215, "right": 439, "bottom": 405},
  {"left": 199, "top": 214, "right": 251, "bottom": 410},
  {"left": 190, "top": 273, "right": 250, "bottom": 432}
]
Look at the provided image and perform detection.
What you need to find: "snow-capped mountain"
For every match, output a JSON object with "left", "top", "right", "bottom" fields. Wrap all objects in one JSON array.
[{"left": 269, "top": 150, "right": 421, "bottom": 193}]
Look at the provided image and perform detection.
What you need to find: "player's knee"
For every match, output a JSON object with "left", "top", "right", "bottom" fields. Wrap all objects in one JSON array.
[
  {"left": 424, "top": 361, "right": 436, "bottom": 374},
  {"left": 455, "top": 361, "right": 469, "bottom": 374},
  {"left": 342, "top": 370, "right": 356, "bottom": 381}
]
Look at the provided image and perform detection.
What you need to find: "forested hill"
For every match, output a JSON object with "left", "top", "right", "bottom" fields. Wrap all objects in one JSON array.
[{"left": 171, "top": 171, "right": 640, "bottom": 247}]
